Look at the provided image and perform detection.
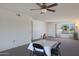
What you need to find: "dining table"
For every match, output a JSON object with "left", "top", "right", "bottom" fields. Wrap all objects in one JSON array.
[{"left": 27, "top": 39, "right": 59, "bottom": 56}]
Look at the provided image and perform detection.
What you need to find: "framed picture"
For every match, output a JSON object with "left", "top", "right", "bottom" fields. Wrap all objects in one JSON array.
[{"left": 61, "top": 24, "right": 75, "bottom": 34}]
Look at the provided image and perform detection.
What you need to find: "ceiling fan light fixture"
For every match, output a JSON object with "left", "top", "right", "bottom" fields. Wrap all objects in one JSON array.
[{"left": 41, "top": 9, "right": 47, "bottom": 13}]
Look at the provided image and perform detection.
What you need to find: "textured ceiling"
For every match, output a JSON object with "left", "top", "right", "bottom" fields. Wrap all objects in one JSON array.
[{"left": 0, "top": 3, "right": 79, "bottom": 22}]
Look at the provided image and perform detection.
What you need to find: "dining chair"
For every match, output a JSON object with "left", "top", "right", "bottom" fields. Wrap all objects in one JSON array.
[
  {"left": 51, "top": 42, "right": 61, "bottom": 56},
  {"left": 33, "top": 43, "right": 47, "bottom": 56}
]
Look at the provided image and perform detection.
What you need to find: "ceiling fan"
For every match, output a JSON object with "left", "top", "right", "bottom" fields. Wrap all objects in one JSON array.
[{"left": 31, "top": 3, "right": 58, "bottom": 14}]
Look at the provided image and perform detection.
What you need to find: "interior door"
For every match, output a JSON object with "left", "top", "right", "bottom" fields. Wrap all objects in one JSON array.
[{"left": 47, "top": 22, "right": 57, "bottom": 37}]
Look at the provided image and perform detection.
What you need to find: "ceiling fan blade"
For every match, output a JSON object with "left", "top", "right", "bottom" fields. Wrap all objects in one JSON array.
[
  {"left": 36, "top": 3, "right": 42, "bottom": 7},
  {"left": 47, "top": 9, "right": 56, "bottom": 12},
  {"left": 30, "top": 9, "right": 41, "bottom": 10},
  {"left": 47, "top": 3, "right": 58, "bottom": 8}
]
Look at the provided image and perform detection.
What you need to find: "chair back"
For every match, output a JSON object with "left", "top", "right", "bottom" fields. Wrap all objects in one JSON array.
[
  {"left": 33, "top": 43, "right": 47, "bottom": 56},
  {"left": 56, "top": 42, "right": 61, "bottom": 48},
  {"left": 33, "top": 43, "right": 44, "bottom": 49}
]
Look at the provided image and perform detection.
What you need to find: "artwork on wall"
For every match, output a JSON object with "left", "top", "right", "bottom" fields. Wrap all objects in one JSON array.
[{"left": 61, "top": 24, "right": 75, "bottom": 34}]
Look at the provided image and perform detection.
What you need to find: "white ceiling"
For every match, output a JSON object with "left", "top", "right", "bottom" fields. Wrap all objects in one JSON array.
[{"left": 0, "top": 3, "right": 79, "bottom": 22}]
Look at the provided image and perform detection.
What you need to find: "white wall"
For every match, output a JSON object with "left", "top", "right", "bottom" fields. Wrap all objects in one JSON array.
[
  {"left": 32, "top": 20, "right": 46, "bottom": 40},
  {"left": 0, "top": 9, "right": 33, "bottom": 51}
]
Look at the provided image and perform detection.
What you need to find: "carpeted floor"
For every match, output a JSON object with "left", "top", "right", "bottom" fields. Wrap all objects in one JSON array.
[{"left": 0, "top": 37, "right": 79, "bottom": 56}]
